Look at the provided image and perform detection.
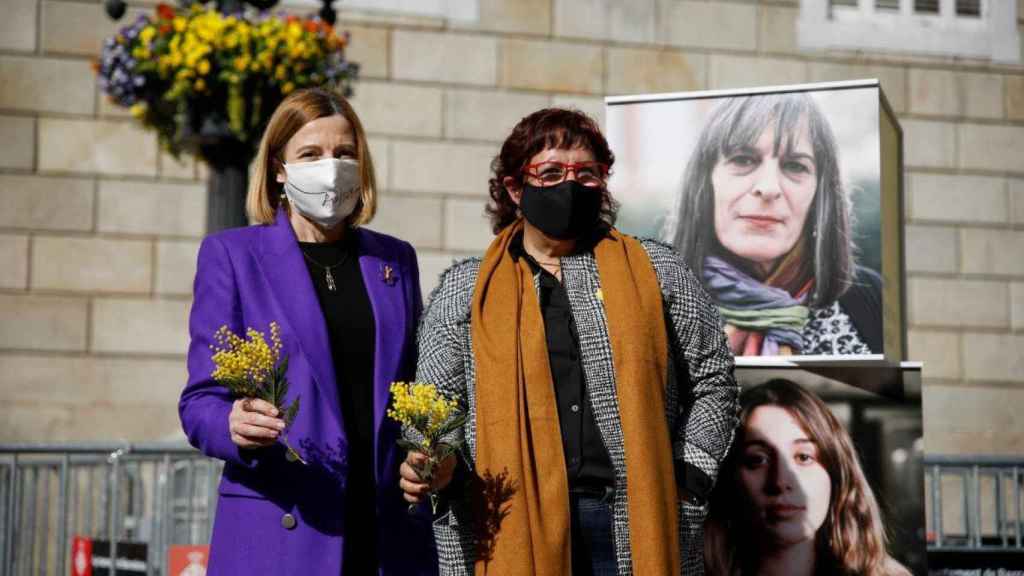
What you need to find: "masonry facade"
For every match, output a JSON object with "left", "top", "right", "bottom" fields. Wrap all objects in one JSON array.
[{"left": 0, "top": 0, "right": 1022, "bottom": 455}]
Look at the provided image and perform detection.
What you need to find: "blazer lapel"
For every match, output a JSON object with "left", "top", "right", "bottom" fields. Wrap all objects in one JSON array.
[
  {"left": 258, "top": 208, "right": 343, "bottom": 433},
  {"left": 356, "top": 229, "right": 407, "bottom": 481}
]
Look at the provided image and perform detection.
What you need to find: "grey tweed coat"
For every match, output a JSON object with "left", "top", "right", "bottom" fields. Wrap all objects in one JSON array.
[{"left": 416, "top": 236, "right": 739, "bottom": 576}]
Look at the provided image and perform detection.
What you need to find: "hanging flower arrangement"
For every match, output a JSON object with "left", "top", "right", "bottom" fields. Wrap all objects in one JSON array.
[{"left": 96, "top": 3, "right": 359, "bottom": 159}]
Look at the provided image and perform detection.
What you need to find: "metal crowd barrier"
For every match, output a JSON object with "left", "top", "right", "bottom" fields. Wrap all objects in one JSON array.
[
  {"left": 1, "top": 447, "right": 1020, "bottom": 574},
  {"left": 925, "top": 455, "right": 1024, "bottom": 553},
  {"left": 0, "top": 443, "right": 220, "bottom": 576}
]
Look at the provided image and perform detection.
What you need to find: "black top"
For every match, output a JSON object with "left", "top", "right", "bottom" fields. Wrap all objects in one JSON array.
[
  {"left": 298, "top": 235, "right": 378, "bottom": 572},
  {"left": 839, "top": 265, "right": 884, "bottom": 354},
  {"left": 509, "top": 232, "right": 615, "bottom": 492}
]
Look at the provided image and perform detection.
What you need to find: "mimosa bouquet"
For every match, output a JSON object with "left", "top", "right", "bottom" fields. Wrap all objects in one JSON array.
[
  {"left": 387, "top": 382, "right": 466, "bottom": 513},
  {"left": 209, "top": 321, "right": 304, "bottom": 464}
]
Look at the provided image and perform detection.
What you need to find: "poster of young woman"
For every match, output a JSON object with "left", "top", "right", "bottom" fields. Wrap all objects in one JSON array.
[
  {"left": 606, "top": 80, "right": 905, "bottom": 362},
  {"left": 707, "top": 369, "right": 926, "bottom": 576}
]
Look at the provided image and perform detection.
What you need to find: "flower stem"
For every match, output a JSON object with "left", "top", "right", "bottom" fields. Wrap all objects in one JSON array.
[{"left": 281, "top": 434, "right": 307, "bottom": 465}]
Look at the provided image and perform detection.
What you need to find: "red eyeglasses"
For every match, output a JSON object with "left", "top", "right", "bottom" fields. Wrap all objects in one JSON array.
[{"left": 522, "top": 161, "right": 609, "bottom": 188}]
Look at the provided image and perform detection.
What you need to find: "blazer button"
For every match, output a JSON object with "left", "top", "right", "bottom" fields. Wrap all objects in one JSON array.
[{"left": 281, "top": 513, "right": 297, "bottom": 530}]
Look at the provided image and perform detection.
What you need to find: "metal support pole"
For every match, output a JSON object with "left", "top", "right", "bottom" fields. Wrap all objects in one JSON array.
[
  {"left": 4, "top": 458, "right": 18, "bottom": 576},
  {"left": 1015, "top": 466, "right": 1022, "bottom": 549},
  {"left": 58, "top": 455, "right": 70, "bottom": 576},
  {"left": 39, "top": 467, "right": 50, "bottom": 576},
  {"left": 109, "top": 448, "right": 123, "bottom": 576},
  {"left": 161, "top": 453, "right": 172, "bottom": 570},
  {"left": 973, "top": 465, "right": 982, "bottom": 548},
  {"left": 148, "top": 460, "right": 158, "bottom": 576},
  {"left": 86, "top": 466, "right": 94, "bottom": 537},
  {"left": 931, "top": 464, "right": 943, "bottom": 548},
  {"left": 205, "top": 460, "right": 218, "bottom": 540},
  {"left": 185, "top": 460, "right": 195, "bottom": 543},
  {"left": 25, "top": 467, "right": 37, "bottom": 576},
  {"left": 961, "top": 469, "right": 970, "bottom": 546},
  {"left": 998, "top": 469, "right": 1006, "bottom": 548},
  {"left": 205, "top": 159, "right": 249, "bottom": 233}
]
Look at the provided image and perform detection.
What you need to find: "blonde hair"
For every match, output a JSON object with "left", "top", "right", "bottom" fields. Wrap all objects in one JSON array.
[
  {"left": 705, "top": 379, "right": 911, "bottom": 576},
  {"left": 247, "top": 87, "right": 377, "bottom": 226}
]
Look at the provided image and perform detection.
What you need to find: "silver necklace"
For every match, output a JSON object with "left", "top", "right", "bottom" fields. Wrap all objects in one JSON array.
[{"left": 300, "top": 248, "right": 348, "bottom": 291}]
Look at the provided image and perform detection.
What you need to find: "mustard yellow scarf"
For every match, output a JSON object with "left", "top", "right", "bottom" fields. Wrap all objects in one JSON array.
[{"left": 470, "top": 221, "right": 681, "bottom": 575}]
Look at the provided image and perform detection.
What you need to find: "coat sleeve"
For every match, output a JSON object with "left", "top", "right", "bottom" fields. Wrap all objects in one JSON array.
[
  {"left": 641, "top": 239, "right": 740, "bottom": 576},
  {"left": 178, "top": 235, "right": 260, "bottom": 468},
  {"left": 640, "top": 239, "right": 739, "bottom": 496},
  {"left": 414, "top": 260, "right": 479, "bottom": 576}
]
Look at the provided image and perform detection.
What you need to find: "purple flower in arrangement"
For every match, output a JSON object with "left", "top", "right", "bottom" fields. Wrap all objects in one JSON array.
[{"left": 96, "top": 15, "right": 152, "bottom": 107}]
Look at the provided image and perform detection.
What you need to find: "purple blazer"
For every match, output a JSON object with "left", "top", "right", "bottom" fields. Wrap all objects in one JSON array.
[{"left": 179, "top": 209, "right": 436, "bottom": 575}]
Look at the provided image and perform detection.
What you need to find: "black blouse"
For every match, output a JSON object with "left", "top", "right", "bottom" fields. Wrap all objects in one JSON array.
[
  {"left": 508, "top": 232, "right": 615, "bottom": 493},
  {"left": 298, "top": 234, "right": 378, "bottom": 572}
]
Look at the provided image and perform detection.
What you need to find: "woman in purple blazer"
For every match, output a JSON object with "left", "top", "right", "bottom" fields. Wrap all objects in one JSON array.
[{"left": 179, "top": 88, "right": 436, "bottom": 575}]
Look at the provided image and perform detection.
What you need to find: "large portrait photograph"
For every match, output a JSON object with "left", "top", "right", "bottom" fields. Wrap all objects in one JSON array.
[
  {"left": 705, "top": 369, "right": 926, "bottom": 576},
  {"left": 607, "top": 82, "right": 900, "bottom": 360}
]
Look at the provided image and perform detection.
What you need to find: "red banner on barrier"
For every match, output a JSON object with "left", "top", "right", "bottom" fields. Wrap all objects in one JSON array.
[
  {"left": 168, "top": 545, "right": 209, "bottom": 576},
  {"left": 70, "top": 536, "right": 92, "bottom": 576}
]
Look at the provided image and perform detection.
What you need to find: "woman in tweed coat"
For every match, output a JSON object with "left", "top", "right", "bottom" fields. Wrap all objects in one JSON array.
[{"left": 400, "top": 108, "right": 739, "bottom": 576}]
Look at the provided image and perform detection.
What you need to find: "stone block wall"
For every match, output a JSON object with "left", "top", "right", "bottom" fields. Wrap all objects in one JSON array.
[{"left": 0, "top": 0, "right": 1022, "bottom": 457}]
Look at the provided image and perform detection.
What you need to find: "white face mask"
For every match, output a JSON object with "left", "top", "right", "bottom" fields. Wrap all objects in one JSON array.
[{"left": 282, "top": 157, "right": 361, "bottom": 229}]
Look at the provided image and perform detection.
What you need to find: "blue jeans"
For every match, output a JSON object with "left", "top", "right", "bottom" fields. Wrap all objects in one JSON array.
[{"left": 570, "top": 488, "right": 617, "bottom": 576}]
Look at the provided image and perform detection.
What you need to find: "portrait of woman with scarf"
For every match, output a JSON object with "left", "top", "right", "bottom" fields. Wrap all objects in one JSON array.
[
  {"left": 399, "top": 107, "right": 739, "bottom": 576},
  {"left": 666, "top": 93, "right": 883, "bottom": 357}
]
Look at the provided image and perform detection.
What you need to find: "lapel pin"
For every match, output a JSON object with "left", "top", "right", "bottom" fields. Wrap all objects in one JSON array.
[
  {"left": 595, "top": 288, "right": 604, "bottom": 302},
  {"left": 380, "top": 264, "right": 398, "bottom": 286}
]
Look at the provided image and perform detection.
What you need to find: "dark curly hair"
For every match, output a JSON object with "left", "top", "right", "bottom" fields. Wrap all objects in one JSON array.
[{"left": 485, "top": 108, "right": 618, "bottom": 234}]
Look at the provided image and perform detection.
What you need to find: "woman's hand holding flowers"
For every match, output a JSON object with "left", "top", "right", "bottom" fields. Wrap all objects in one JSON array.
[
  {"left": 229, "top": 397, "right": 286, "bottom": 449},
  {"left": 399, "top": 451, "right": 456, "bottom": 505}
]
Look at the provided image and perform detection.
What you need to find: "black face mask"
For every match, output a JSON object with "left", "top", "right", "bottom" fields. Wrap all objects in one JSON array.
[{"left": 519, "top": 180, "right": 603, "bottom": 240}]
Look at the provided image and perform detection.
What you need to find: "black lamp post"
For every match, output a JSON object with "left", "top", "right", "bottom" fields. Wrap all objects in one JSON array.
[{"left": 105, "top": 0, "right": 339, "bottom": 233}]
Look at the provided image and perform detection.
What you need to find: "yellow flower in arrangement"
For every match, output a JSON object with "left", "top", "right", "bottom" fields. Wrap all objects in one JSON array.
[
  {"left": 209, "top": 323, "right": 280, "bottom": 387},
  {"left": 388, "top": 382, "right": 466, "bottom": 513},
  {"left": 209, "top": 322, "right": 304, "bottom": 464},
  {"left": 387, "top": 382, "right": 459, "bottom": 435}
]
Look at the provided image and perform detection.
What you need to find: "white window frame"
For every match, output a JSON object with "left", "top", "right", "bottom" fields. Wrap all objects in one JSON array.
[
  {"left": 798, "top": 0, "right": 1020, "bottom": 63},
  {"left": 281, "top": 0, "right": 479, "bottom": 22}
]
